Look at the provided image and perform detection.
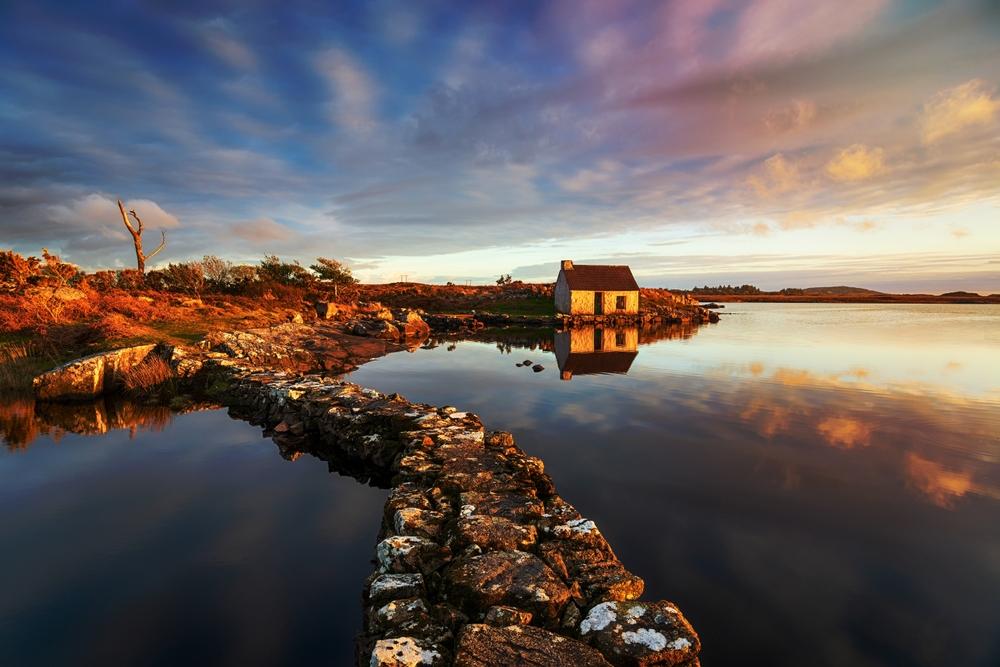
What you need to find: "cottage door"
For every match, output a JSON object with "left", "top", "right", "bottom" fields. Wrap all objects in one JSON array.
[{"left": 594, "top": 292, "right": 604, "bottom": 315}]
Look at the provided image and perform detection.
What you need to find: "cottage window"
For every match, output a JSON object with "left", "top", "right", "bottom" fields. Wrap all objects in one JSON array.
[
  {"left": 615, "top": 331, "right": 625, "bottom": 347},
  {"left": 616, "top": 295, "right": 626, "bottom": 310}
]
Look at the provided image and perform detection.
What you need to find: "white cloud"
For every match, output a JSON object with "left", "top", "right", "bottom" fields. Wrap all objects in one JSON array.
[
  {"left": 825, "top": 144, "right": 885, "bottom": 182},
  {"left": 231, "top": 217, "right": 293, "bottom": 242},
  {"left": 747, "top": 154, "right": 801, "bottom": 197},
  {"left": 315, "top": 47, "right": 378, "bottom": 133},
  {"left": 921, "top": 79, "right": 1000, "bottom": 144}
]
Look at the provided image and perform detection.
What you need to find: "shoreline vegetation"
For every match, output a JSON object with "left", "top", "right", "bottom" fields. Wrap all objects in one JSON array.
[{"left": 686, "top": 284, "right": 1000, "bottom": 304}]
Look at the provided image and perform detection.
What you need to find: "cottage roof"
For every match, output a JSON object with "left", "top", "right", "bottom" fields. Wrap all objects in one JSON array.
[
  {"left": 559, "top": 351, "right": 638, "bottom": 375},
  {"left": 561, "top": 264, "right": 639, "bottom": 291}
]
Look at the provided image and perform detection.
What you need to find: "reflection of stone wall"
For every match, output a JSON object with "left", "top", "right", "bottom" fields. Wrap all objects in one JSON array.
[{"left": 1, "top": 395, "right": 178, "bottom": 450}]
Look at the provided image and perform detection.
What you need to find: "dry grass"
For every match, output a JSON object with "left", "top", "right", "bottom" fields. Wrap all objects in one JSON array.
[
  {"left": 0, "top": 342, "right": 46, "bottom": 391},
  {"left": 121, "top": 355, "right": 175, "bottom": 393}
]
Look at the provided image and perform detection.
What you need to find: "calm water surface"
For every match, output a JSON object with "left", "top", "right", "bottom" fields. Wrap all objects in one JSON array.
[
  {"left": 0, "top": 406, "right": 386, "bottom": 666},
  {"left": 348, "top": 303, "right": 1000, "bottom": 667},
  {"left": 1, "top": 304, "right": 997, "bottom": 666}
]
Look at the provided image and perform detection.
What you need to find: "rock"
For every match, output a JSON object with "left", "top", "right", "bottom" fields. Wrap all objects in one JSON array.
[
  {"left": 443, "top": 550, "right": 571, "bottom": 625},
  {"left": 456, "top": 515, "right": 537, "bottom": 552},
  {"left": 483, "top": 605, "right": 533, "bottom": 626},
  {"left": 522, "top": 360, "right": 532, "bottom": 366},
  {"left": 373, "top": 321, "right": 401, "bottom": 340},
  {"left": 532, "top": 364, "right": 544, "bottom": 372},
  {"left": 369, "top": 637, "right": 446, "bottom": 666},
  {"left": 578, "top": 601, "right": 700, "bottom": 666},
  {"left": 454, "top": 624, "right": 612, "bottom": 667},
  {"left": 290, "top": 312, "right": 304, "bottom": 324},
  {"left": 32, "top": 344, "right": 159, "bottom": 401},
  {"left": 376, "top": 536, "right": 451, "bottom": 575},
  {"left": 368, "top": 573, "right": 426, "bottom": 606},
  {"left": 394, "top": 508, "right": 446, "bottom": 540},
  {"left": 315, "top": 301, "right": 339, "bottom": 319}
]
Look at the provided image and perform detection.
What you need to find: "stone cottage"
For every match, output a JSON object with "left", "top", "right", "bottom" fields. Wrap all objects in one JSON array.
[{"left": 554, "top": 260, "right": 640, "bottom": 316}]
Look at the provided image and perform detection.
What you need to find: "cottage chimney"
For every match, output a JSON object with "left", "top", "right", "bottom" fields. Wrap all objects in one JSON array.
[{"left": 561, "top": 259, "right": 574, "bottom": 271}]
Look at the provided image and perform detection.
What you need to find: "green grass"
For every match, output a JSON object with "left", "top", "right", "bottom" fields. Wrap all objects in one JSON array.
[
  {"left": 147, "top": 320, "right": 213, "bottom": 343},
  {"left": 480, "top": 296, "right": 555, "bottom": 317}
]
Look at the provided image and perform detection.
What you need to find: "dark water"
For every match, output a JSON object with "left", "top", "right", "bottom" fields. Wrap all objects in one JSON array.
[
  {"left": 346, "top": 303, "right": 1000, "bottom": 667},
  {"left": 1, "top": 304, "right": 997, "bottom": 666},
  {"left": 0, "top": 404, "right": 386, "bottom": 666}
]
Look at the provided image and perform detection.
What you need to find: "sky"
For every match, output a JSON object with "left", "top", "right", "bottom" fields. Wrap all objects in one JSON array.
[{"left": 1, "top": 0, "right": 999, "bottom": 292}]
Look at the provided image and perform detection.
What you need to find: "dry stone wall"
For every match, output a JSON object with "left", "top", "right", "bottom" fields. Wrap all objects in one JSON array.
[{"left": 212, "top": 361, "right": 702, "bottom": 666}]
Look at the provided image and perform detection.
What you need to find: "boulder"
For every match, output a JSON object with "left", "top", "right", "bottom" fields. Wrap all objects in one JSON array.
[
  {"left": 369, "top": 637, "right": 447, "bottom": 666},
  {"left": 376, "top": 536, "right": 451, "bottom": 575},
  {"left": 454, "top": 624, "right": 612, "bottom": 667},
  {"left": 314, "top": 301, "right": 339, "bottom": 319},
  {"left": 443, "top": 550, "right": 571, "bottom": 625},
  {"left": 578, "top": 600, "right": 700, "bottom": 666},
  {"left": 483, "top": 605, "right": 533, "bottom": 626},
  {"left": 33, "top": 344, "right": 159, "bottom": 401},
  {"left": 456, "top": 515, "right": 537, "bottom": 552},
  {"left": 368, "top": 573, "right": 426, "bottom": 606}
]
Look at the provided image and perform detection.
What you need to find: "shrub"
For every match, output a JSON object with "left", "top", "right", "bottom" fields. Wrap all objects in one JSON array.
[
  {"left": 161, "top": 262, "right": 205, "bottom": 295},
  {"left": 0, "top": 250, "right": 41, "bottom": 292},
  {"left": 310, "top": 257, "right": 357, "bottom": 285},
  {"left": 258, "top": 255, "right": 314, "bottom": 287},
  {"left": 39, "top": 249, "right": 79, "bottom": 286}
]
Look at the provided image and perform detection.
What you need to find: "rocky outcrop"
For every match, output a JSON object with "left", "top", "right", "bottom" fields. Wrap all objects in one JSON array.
[
  {"left": 212, "top": 362, "right": 701, "bottom": 666},
  {"left": 453, "top": 624, "right": 613, "bottom": 666},
  {"left": 32, "top": 344, "right": 159, "bottom": 400},
  {"left": 347, "top": 309, "right": 432, "bottom": 343}
]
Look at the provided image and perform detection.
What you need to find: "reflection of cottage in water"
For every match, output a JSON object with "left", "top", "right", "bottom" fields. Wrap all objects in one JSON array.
[{"left": 554, "top": 327, "right": 638, "bottom": 381}]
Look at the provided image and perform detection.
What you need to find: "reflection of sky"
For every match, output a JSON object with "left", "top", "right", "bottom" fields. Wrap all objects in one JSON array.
[
  {"left": 349, "top": 304, "right": 1000, "bottom": 666},
  {"left": 0, "top": 410, "right": 386, "bottom": 666}
]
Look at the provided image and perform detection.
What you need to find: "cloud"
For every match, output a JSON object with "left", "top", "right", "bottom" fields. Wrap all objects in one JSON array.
[
  {"left": 747, "top": 154, "right": 800, "bottom": 198},
  {"left": 825, "top": 144, "right": 885, "bottom": 182},
  {"left": 200, "top": 21, "right": 257, "bottom": 70},
  {"left": 920, "top": 79, "right": 1000, "bottom": 144},
  {"left": 763, "top": 99, "right": 818, "bottom": 133},
  {"left": 314, "top": 47, "right": 378, "bottom": 133},
  {"left": 231, "top": 218, "right": 293, "bottom": 242},
  {"left": 905, "top": 453, "right": 973, "bottom": 508},
  {"left": 45, "top": 194, "right": 179, "bottom": 232},
  {"left": 816, "top": 417, "right": 872, "bottom": 449},
  {"left": 730, "top": 0, "right": 890, "bottom": 65}
]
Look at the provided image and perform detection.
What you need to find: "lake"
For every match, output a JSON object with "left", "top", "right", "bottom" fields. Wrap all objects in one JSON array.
[
  {"left": 347, "top": 303, "right": 1000, "bottom": 667},
  {"left": 1, "top": 303, "right": 997, "bottom": 666},
  {"left": 0, "top": 404, "right": 387, "bottom": 666}
]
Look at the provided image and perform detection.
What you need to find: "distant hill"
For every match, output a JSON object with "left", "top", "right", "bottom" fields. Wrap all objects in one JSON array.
[
  {"left": 940, "top": 291, "right": 982, "bottom": 297},
  {"left": 798, "top": 286, "right": 886, "bottom": 296}
]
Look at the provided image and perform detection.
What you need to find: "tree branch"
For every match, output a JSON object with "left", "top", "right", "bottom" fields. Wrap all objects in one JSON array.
[
  {"left": 118, "top": 199, "right": 139, "bottom": 237},
  {"left": 146, "top": 230, "right": 167, "bottom": 260},
  {"left": 128, "top": 209, "right": 144, "bottom": 235}
]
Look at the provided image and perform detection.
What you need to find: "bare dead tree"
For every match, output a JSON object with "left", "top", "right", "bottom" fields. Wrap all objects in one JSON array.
[{"left": 117, "top": 199, "right": 166, "bottom": 272}]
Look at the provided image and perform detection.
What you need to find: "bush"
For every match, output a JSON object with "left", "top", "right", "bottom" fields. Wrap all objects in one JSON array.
[
  {"left": 310, "top": 257, "right": 357, "bottom": 285},
  {"left": 39, "top": 249, "right": 79, "bottom": 286},
  {"left": 0, "top": 250, "right": 41, "bottom": 292},
  {"left": 161, "top": 262, "right": 205, "bottom": 295},
  {"left": 258, "top": 255, "right": 314, "bottom": 287}
]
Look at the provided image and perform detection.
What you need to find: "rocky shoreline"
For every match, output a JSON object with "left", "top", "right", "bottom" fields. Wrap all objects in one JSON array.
[{"left": 28, "top": 317, "right": 704, "bottom": 666}]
